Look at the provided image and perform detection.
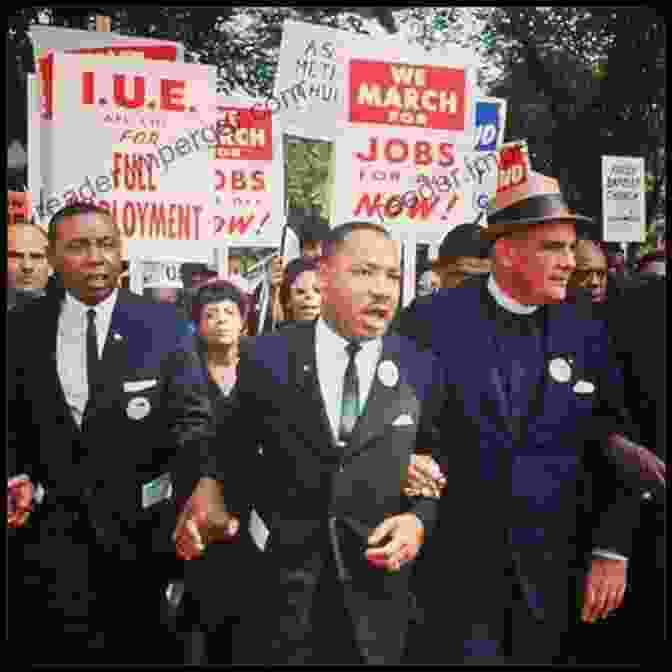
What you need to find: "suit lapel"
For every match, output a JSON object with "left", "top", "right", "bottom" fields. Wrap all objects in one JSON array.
[
  {"left": 472, "top": 285, "right": 519, "bottom": 439},
  {"left": 344, "top": 333, "right": 409, "bottom": 460},
  {"left": 289, "top": 322, "right": 341, "bottom": 461},
  {"left": 43, "top": 296, "right": 80, "bottom": 436}
]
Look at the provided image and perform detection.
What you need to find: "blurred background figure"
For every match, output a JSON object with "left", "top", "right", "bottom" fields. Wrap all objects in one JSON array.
[
  {"left": 602, "top": 242, "right": 627, "bottom": 276},
  {"left": 431, "top": 222, "right": 492, "bottom": 289},
  {"left": 278, "top": 257, "right": 321, "bottom": 326},
  {"left": 416, "top": 268, "right": 440, "bottom": 297},
  {"left": 180, "top": 263, "right": 216, "bottom": 291},
  {"left": 177, "top": 262, "right": 218, "bottom": 324},
  {"left": 7, "top": 222, "right": 51, "bottom": 310},
  {"left": 300, "top": 231, "right": 324, "bottom": 260},
  {"left": 178, "top": 279, "right": 262, "bottom": 664},
  {"left": 567, "top": 239, "right": 609, "bottom": 304},
  {"left": 636, "top": 250, "right": 666, "bottom": 278},
  {"left": 150, "top": 287, "right": 181, "bottom": 305}
]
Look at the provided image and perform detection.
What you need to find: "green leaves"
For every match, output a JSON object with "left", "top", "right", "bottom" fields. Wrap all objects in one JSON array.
[{"left": 286, "top": 140, "right": 332, "bottom": 220}]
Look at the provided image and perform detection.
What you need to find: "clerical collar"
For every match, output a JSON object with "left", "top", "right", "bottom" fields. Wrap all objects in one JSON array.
[{"left": 487, "top": 275, "right": 539, "bottom": 315}]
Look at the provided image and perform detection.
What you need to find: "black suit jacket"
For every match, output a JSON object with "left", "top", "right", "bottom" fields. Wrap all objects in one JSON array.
[
  {"left": 188, "top": 320, "right": 445, "bottom": 664},
  {"left": 397, "top": 278, "right": 641, "bottom": 657},
  {"left": 7, "top": 289, "right": 215, "bottom": 619}
]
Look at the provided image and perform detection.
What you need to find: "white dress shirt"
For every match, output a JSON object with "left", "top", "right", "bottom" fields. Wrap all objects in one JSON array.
[
  {"left": 57, "top": 289, "right": 118, "bottom": 428},
  {"left": 487, "top": 276, "right": 627, "bottom": 564},
  {"left": 315, "top": 316, "right": 383, "bottom": 441}
]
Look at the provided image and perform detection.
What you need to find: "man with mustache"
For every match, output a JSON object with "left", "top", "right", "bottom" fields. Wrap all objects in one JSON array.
[
  {"left": 399, "top": 173, "right": 642, "bottom": 664},
  {"left": 174, "top": 221, "right": 447, "bottom": 664}
]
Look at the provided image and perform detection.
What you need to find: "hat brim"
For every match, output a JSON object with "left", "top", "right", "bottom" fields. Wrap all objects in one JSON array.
[{"left": 480, "top": 213, "right": 594, "bottom": 240}]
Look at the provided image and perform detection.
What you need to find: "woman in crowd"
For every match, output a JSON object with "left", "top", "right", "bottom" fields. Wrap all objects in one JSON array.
[
  {"left": 278, "top": 257, "right": 322, "bottom": 326},
  {"left": 177, "top": 278, "right": 264, "bottom": 664}
]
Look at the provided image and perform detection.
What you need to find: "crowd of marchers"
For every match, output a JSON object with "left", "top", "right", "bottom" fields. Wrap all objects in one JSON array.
[{"left": 6, "top": 184, "right": 666, "bottom": 664}]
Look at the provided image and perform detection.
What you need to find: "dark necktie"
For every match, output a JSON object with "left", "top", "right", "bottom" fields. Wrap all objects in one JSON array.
[
  {"left": 338, "top": 341, "right": 362, "bottom": 444},
  {"left": 86, "top": 308, "right": 99, "bottom": 402}
]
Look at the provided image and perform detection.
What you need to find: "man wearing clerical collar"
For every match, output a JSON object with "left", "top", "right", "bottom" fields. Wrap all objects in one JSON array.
[{"left": 400, "top": 173, "right": 643, "bottom": 665}]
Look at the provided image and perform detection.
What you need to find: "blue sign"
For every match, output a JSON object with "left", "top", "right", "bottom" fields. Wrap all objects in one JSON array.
[{"left": 474, "top": 98, "right": 505, "bottom": 152}]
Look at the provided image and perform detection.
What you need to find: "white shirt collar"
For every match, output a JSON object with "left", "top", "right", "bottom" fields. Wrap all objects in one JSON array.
[
  {"left": 64, "top": 287, "right": 119, "bottom": 322},
  {"left": 487, "top": 275, "right": 539, "bottom": 315},
  {"left": 315, "top": 316, "right": 381, "bottom": 354}
]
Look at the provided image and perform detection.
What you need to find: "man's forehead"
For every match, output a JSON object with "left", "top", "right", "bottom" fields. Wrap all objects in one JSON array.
[
  {"left": 59, "top": 212, "right": 116, "bottom": 234},
  {"left": 9, "top": 226, "right": 48, "bottom": 249},
  {"left": 340, "top": 230, "right": 400, "bottom": 262}
]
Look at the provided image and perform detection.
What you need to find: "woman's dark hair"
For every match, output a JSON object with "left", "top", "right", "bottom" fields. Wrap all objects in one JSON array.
[
  {"left": 279, "top": 257, "right": 320, "bottom": 316},
  {"left": 191, "top": 279, "right": 249, "bottom": 326}
]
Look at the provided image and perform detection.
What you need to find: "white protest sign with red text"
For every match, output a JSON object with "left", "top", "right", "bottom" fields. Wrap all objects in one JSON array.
[
  {"left": 331, "top": 40, "right": 477, "bottom": 242},
  {"left": 39, "top": 53, "right": 217, "bottom": 253},
  {"left": 204, "top": 96, "right": 285, "bottom": 246}
]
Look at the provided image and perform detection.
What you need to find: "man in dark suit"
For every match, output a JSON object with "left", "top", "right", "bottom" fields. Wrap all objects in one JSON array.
[
  {"left": 399, "top": 173, "right": 642, "bottom": 664},
  {"left": 573, "top": 273, "right": 666, "bottom": 664},
  {"left": 174, "top": 221, "right": 446, "bottom": 665},
  {"left": 7, "top": 202, "right": 215, "bottom": 663}
]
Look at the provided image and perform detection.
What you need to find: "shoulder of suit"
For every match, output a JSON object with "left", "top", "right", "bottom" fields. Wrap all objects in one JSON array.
[
  {"left": 388, "top": 330, "right": 441, "bottom": 368},
  {"left": 118, "top": 289, "right": 194, "bottom": 337}
]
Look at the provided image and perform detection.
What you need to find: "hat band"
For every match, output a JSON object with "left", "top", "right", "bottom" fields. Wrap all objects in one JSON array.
[{"left": 488, "top": 193, "right": 572, "bottom": 226}]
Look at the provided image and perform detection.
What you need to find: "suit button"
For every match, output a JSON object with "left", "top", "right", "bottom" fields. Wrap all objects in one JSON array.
[
  {"left": 83, "top": 487, "right": 93, "bottom": 499},
  {"left": 642, "top": 491, "right": 653, "bottom": 500}
]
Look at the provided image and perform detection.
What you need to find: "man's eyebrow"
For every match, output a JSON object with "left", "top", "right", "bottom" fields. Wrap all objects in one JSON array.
[
  {"left": 354, "top": 261, "right": 401, "bottom": 273},
  {"left": 542, "top": 240, "right": 576, "bottom": 249}
]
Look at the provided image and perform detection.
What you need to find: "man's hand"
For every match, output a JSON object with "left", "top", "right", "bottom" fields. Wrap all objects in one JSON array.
[
  {"left": 7, "top": 476, "right": 34, "bottom": 529},
  {"left": 403, "top": 454, "right": 446, "bottom": 499},
  {"left": 581, "top": 557, "right": 627, "bottom": 623},
  {"left": 173, "top": 477, "right": 240, "bottom": 561},
  {"left": 365, "top": 513, "right": 425, "bottom": 572}
]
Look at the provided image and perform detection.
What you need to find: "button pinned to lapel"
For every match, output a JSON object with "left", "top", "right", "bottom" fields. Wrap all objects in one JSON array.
[
  {"left": 548, "top": 357, "right": 572, "bottom": 383},
  {"left": 377, "top": 360, "right": 399, "bottom": 388},
  {"left": 573, "top": 379, "right": 595, "bottom": 395},
  {"left": 113, "top": 332, "right": 123, "bottom": 342},
  {"left": 127, "top": 396, "right": 151, "bottom": 420}
]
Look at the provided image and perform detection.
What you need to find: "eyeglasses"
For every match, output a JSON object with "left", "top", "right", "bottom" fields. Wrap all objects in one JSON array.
[{"left": 573, "top": 269, "right": 608, "bottom": 282}]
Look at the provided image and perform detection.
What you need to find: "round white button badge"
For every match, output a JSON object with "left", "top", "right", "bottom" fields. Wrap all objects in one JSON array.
[
  {"left": 377, "top": 360, "right": 399, "bottom": 388},
  {"left": 127, "top": 396, "right": 151, "bottom": 420},
  {"left": 548, "top": 357, "right": 572, "bottom": 383}
]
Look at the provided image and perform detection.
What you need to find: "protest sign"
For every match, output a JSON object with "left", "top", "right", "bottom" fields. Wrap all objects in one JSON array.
[
  {"left": 126, "top": 239, "right": 223, "bottom": 298},
  {"left": 38, "top": 53, "right": 217, "bottom": 257},
  {"left": 29, "top": 24, "right": 183, "bottom": 62},
  {"left": 602, "top": 156, "right": 646, "bottom": 242},
  {"left": 273, "top": 20, "right": 379, "bottom": 141},
  {"left": 330, "top": 126, "right": 473, "bottom": 243},
  {"left": 474, "top": 97, "right": 507, "bottom": 151},
  {"left": 457, "top": 139, "right": 529, "bottom": 229},
  {"left": 331, "top": 38, "right": 478, "bottom": 243},
  {"left": 206, "top": 95, "right": 285, "bottom": 246},
  {"left": 344, "top": 39, "right": 478, "bottom": 146}
]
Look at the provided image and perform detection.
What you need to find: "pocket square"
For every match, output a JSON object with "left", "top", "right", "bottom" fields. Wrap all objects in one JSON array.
[
  {"left": 123, "top": 379, "right": 158, "bottom": 393},
  {"left": 573, "top": 380, "right": 595, "bottom": 394},
  {"left": 392, "top": 414, "right": 415, "bottom": 427}
]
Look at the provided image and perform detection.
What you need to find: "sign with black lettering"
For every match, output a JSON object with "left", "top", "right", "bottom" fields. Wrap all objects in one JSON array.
[{"left": 602, "top": 156, "right": 646, "bottom": 242}]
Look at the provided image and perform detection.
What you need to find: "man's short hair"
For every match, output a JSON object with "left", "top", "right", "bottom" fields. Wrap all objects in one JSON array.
[
  {"left": 321, "top": 221, "right": 392, "bottom": 260},
  {"left": 8, "top": 220, "right": 49, "bottom": 245},
  {"left": 300, "top": 230, "right": 323, "bottom": 249},
  {"left": 48, "top": 202, "right": 114, "bottom": 246}
]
